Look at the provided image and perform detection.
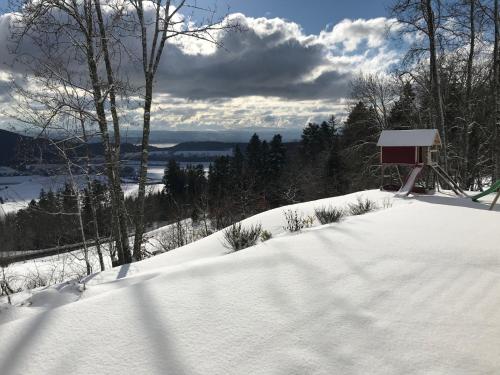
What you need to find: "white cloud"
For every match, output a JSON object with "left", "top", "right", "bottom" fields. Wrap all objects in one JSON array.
[
  {"left": 318, "top": 17, "right": 399, "bottom": 52},
  {"left": 0, "top": 8, "right": 403, "bottom": 130}
]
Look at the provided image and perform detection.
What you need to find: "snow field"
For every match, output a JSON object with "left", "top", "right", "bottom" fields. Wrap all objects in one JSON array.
[{"left": 0, "top": 190, "right": 499, "bottom": 374}]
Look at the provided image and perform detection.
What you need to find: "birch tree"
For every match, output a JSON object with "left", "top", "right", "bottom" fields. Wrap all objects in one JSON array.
[
  {"left": 128, "top": 0, "right": 239, "bottom": 260},
  {"left": 9, "top": 0, "right": 133, "bottom": 264}
]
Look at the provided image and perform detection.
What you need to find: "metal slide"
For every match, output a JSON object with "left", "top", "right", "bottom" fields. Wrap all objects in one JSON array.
[{"left": 396, "top": 165, "right": 423, "bottom": 197}]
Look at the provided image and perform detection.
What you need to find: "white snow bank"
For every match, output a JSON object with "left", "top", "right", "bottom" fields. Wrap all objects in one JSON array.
[{"left": 1, "top": 190, "right": 500, "bottom": 374}]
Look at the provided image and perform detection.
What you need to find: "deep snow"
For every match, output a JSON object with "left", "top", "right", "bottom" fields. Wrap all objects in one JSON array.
[{"left": 1, "top": 190, "right": 500, "bottom": 374}]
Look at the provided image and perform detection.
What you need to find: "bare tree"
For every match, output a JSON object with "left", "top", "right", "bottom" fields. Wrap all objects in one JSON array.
[
  {"left": 9, "top": 0, "right": 132, "bottom": 264},
  {"left": 128, "top": 0, "right": 240, "bottom": 259},
  {"left": 350, "top": 73, "right": 397, "bottom": 130},
  {"left": 391, "top": 0, "right": 449, "bottom": 170},
  {"left": 493, "top": 0, "right": 500, "bottom": 180},
  {"left": 78, "top": 115, "right": 106, "bottom": 271},
  {"left": 0, "top": 265, "right": 14, "bottom": 305}
]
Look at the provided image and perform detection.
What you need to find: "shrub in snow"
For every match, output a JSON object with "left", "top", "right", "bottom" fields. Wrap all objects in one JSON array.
[
  {"left": 382, "top": 197, "right": 393, "bottom": 209},
  {"left": 348, "top": 198, "right": 378, "bottom": 216},
  {"left": 155, "top": 221, "right": 195, "bottom": 253},
  {"left": 260, "top": 230, "right": 272, "bottom": 242},
  {"left": 24, "top": 273, "right": 49, "bottom": 290},
  {"left": 223, "top": 223, "right": 262, "bottom": 252},
  {"left": 314, "top": 206, "right": 345, "bottom": 224},
  {"left": 153, "top": 220, "right": 212, "bottom": 254},
  {"left": 283, "top": 209, "right": 314, "bottom": 232}
]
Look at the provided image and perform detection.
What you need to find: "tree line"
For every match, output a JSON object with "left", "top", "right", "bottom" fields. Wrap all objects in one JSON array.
[
  {"left": 0, "top": 115, "right": 372, "bottom": 264},
  {"left": 4, "top": 0, "right": 500, "bottom": 268}
]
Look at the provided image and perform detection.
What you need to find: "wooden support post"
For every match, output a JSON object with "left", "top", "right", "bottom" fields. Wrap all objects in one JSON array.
[
  {"left": 490, "top": 190, "right": 500, "bottom": 211},
  {"left": 380, "top": 165, "right": 385, "bottom": 190},
  {"left": 396, "top": 165, "right": 403, "bottom": 185}
]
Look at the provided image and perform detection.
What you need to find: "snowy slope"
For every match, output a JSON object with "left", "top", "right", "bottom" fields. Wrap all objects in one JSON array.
[{"left": 1, "top": 190, "right": 500, "bottom": 374}]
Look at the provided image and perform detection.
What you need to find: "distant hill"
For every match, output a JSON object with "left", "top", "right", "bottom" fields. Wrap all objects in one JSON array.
[
  {"left": 0, "top": 129, "right": 56, "bottom": 166},
  {"left": 0, "top": 129, "right": 153, "bottom": 166},
  {"left": 0, "top": 129, "right": 27, "bottom": 165},
  {"left": 122, "top": 128, "right": 302, "bottom": 144},
  {"left": 0, "top": 129, "right": 301, "bottom": 165},
  {"left": 168, "top": 142, "right": 245, "bottom": 152}
]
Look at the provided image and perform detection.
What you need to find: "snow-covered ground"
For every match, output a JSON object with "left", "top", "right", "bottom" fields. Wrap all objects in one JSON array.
[
  {"left": 0, "top": 162, "right": 208, "bottom": 215},
  {"left": 1, "top": 190, "right": 500, "bottom": 374},
  {"left": 0, "top": 175, "right": 73, "bottom": 214},
  {"left": 0, "top": 173, "right": 160, "bottom": 215},
  {"left": 122, "top": 182, "right": 165, "bottom": 198}
]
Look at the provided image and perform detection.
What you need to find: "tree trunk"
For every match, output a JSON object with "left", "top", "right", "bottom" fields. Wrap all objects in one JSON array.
[
  {"left": 494, "top": 0, "right": 500, "bottom": 181},
  {"left": 83, "top": 0, "right": 131, "bottom": 265},
  {"left": 424, "top": 0, "right": 448, "bottom": 171},
  {"left": 133, "top": 78, "right": 153, "bottom": 260},
  {"left": 80, "top": 118, "right": 105, "bottom": 271},
  {"left": 93, "top": 0, "right": 132, "bottom": 263},
  {"left": 88, "top": 181, "right": 105, "bottom": 271},
  {"left": 463, "top": 0, "right": 475, "bottom": 188},
  {"left": 74, "top": 182, "right": 91, "bottom": 276}
]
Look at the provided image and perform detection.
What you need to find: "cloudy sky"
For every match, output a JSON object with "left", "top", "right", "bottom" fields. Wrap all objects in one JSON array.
[{"left": 0, "top": 0, "right": 401, "bottom": 132}]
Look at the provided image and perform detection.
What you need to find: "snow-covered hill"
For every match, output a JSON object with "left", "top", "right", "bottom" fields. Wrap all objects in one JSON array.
[{"left": 1, "top": 190, "right": 500, "bottom": 374}]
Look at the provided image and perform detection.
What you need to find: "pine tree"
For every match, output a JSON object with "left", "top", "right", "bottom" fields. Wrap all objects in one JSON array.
[
  {"left": 163, "top": 160, "right": 186, "bottom": 201},
  {"left": 232, "top": 145, "right": 245, "bottom": 178},
  {"left": 388, "top": 82, "right": 419, "bottom": 129},
  {"left": 268, "top": 134, "right": 286, "bottom": 177},
  {"left": 342, "top": 102, "right": 380, "bottom": 191},
  {"left": 324, "top": 118, "right": 347, "bottom": 195},
  {"left": 246, "top": 133, "right": 262, "bottom": 172},
  {"left": 301, "top": 123, "right": 322, "bottom": 159}
]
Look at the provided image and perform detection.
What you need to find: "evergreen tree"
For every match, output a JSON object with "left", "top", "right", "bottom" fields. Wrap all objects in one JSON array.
[
  {"left": 265, "top": 134, "right": 287, "bottom": 206},
  {"left": 301, "top": 122, "right": 322, "bottom": 159},
  {"left": 324, "top": 117, "right": 347, "bottom": 195},
  {"left": 163, "top": 159, "right": 186, "bottom": 201},
  {"left": 246, "top": 133, "right": 262, "bottom": 172},
  {"left": 268, "top": 134, "right": 286, "bottom": 177},
  {"left": 342, "top": 102, "right": 380, "bottom": 191},
  {"left": 185, "top": 164, "right": 206, "bottom": 204},
  {"left": 232, "top": 145, "right": 245, "bottom": 178},
  {"left": 388, "top": 81, "right": 419, "bottom": 129}
]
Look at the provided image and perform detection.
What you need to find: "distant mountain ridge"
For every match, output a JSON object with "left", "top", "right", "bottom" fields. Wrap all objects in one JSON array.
[
  {"left": 0, "top": 129, "right": 54, "bottom": 166},
  {"left": 0, "top": 129, "right": 299, "bottom": 166},
  {"left": 0, "top": 129, "right": 146, "bottom": 166},
  {"left": 0, "top": 129, "right": 242, "bottom": 166}
]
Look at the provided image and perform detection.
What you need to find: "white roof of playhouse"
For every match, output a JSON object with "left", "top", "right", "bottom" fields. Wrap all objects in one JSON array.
[{"left": 377, "top": 129, "right": 441, "bottom": 147}]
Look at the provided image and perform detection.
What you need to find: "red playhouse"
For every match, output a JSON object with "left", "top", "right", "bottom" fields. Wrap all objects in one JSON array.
[{"left": 377, "top": 129, "right": 465, "bottom": 196}]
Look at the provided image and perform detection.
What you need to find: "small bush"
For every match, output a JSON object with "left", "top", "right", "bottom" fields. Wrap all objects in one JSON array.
[
  {"left": 348, "top": 198, "right": 378, "bottom": 216},
  {"left": 314, "top": 206, "right": 345, "bottom": 224},
  {"left": 155, "top": 220, "right": 198, "bottom": 253},
  {"left": 223, "top": 223, "right": 262, "bottom": 252},
  {"left": 260, "top": 230, "right": 272, "bottom": 242},
  {"left": 382, "top": 197, "right": 393, "bottom": 209},
  {"left": 283, "top": 209, "right": 314, "bottom": 232}
]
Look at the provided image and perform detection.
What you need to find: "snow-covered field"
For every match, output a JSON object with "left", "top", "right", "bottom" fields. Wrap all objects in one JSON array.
[
  {"left": 0, "top": 174, "right": 113, "bottom": 215},
  {"left": 1, "top": 190, "right": 500, "bottom": 374},
  {"left": 0, "top": 173, "right": 160, "bottom": 215},
  {"left": 0, "top": 175, "right": 79, "bottom": 214},
  {"left": 0, "top": 162, "right": 208, "bottom": 215}
]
